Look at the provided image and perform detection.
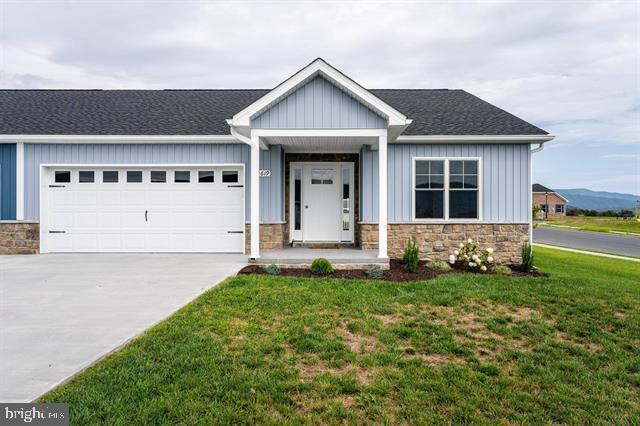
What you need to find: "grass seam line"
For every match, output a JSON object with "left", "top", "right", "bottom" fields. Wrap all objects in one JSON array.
[{"left": 533, "top": 243, "right": 640, "bottom": 262}]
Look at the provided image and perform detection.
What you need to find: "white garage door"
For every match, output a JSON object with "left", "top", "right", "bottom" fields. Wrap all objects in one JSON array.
[{"left": 41, "top": 165, "right": 245, "bottom": 253}]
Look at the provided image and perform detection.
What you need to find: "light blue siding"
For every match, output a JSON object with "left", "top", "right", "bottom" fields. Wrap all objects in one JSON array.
[
  {"left": 23, "top": 143, "right": 283, "bottom": 222},
  {"left": 0, "top": 143, "right": 16, "bottom": 220},
  {"left": 361, "top": 144, "right": 531, "bottom": 223},
  {"left": 251, "top": 76, "right": 387, "bottom": 129}
]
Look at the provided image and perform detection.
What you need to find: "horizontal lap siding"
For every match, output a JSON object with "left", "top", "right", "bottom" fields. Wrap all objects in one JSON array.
[
  {"left": 0, "top": 143, "right": 17, "bottom": 219},
  {"left": 361, "top": 144, "right": 530, "bottom": 223},
  {"left": 23, "top": 143, "right": 283, "bottom": 222},
  {"left": 251, "top": 76, "right": 387, "bottom": 129}
]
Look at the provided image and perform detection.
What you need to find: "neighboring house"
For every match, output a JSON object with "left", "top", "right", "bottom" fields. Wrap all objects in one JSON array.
[
  {"left": 0, "top": 58, "right": 553, "bottom": 262},
  {"left": 532, "top": 184, "right": 568, "bottom": 217}
]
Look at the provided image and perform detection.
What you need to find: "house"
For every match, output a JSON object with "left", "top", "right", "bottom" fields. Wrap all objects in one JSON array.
[
  {"left": 0, "top": 58, "right": 553, "bottom": 262},
  {"left": 532, "top": 184, "right": 568, "bottom": 217}
]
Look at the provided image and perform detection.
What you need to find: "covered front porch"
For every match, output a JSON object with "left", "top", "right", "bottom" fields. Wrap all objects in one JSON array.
[
  {"left": 225, "top": 58, "right": 413, "bottom": 263},
  {"left": 248, "top": 129, "right": 389, "bottom": 262}
]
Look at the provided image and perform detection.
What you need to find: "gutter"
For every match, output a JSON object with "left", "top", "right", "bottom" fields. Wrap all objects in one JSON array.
[{"left": 396, "top": 134, "right": 555, "bottom": 144}]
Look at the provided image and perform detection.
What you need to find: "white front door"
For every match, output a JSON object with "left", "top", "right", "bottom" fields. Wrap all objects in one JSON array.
[
  {"left": 290, "top": 162, "right": 354, "bottom": 243},
  {"left": 303, "top": 165, "right": 341, "bottom": 241},
  {"left": 41, "top": 165, "right": 245, "bottom": 253}
]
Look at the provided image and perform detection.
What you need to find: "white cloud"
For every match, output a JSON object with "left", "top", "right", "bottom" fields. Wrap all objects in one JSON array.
[
  {"left": 0, "top": 0, "right": 639, "bottom": 192},
  {"left": 602, "top": 154, "right": 639, "bottom": 159}
]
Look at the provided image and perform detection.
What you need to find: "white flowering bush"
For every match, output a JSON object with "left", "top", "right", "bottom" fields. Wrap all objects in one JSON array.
[{"left": 450, "top": 238, "right": 495, "bottom": 272}]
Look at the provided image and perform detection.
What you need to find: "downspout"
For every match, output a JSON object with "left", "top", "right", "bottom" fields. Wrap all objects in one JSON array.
[{"left": 529, "top": 142, "right": 545, "bottom": 244}]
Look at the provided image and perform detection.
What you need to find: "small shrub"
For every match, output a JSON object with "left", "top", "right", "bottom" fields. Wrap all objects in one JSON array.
[
  {"left": 366, "top": 265, "right": 384, "bottom": 278},
  {"left": 521, "top": 242, "right": 534, "bottom": 272},
  {"left": 532, "top": 204, "right": 541, "bottom": 220},
  {"left": 451, "top": 238, "right": 495, "bottom": 272},
  {"left": 493, "top": 264, "right": 512, "bottom": 275},
  {"left": 427, "top": 260, "right": 451, "bottom": 271},
  {"left": 403, "top": 236, "right": 420, "bottom": 272},
  {"left": 310, "top": 258, "right": 333, "bottom": 275},
  {"left": 263, "top": 264, "right": 281, "bottom": 275}
]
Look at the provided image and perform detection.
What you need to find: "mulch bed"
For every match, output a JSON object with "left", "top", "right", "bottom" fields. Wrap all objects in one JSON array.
[{"left": 238, "top": 259, "right": 545, "bottom": 282}]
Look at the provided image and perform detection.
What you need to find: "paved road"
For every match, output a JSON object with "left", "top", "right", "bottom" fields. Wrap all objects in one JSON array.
[
  {"left": 533, "top": 226, "right": 640, "bottom": 257},
  {"left": 0, "top": 254, "right": 246, "bottom": 402}
]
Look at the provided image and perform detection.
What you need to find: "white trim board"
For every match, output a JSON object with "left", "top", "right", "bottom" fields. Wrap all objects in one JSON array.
[
  {"left": 0, "top": 135, "right": 238, "bottom": 144},
  {"left": 396, "top": 135, "right": 555, "bottom": 143},
  {"left": 0, "top": 133, "right": 555, "bottom": 145}
]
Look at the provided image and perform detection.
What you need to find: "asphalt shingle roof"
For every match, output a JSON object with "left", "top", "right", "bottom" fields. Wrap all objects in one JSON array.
[
  {"left": 532, "top": 184, "right": 555, "bottom": 193},
  {"left": 0, "top": 89, "right": 548, "bottom": 136}
]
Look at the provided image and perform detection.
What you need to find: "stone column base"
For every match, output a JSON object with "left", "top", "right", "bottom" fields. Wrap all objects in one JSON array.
[
  {"left": 0, "top": 221, "right": 40, "bottom": 254},
  {"left": 244, "top": 223, "right": 286, "bottom": 253},
  {"left": 359, "top": 223, "right": 529, "bottom": 264}
]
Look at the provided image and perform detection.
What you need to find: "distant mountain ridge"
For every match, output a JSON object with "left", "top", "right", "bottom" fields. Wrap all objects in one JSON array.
[{"left": 556, "top": 188, "right": 639, "bottom": 211}]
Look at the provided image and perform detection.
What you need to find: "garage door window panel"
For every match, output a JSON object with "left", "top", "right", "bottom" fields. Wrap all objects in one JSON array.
[
  {"left": 103, "top": 171, "right": 119, "bottom": 183},
  {"left": 127, "top": 171, "right": 143, "bottom": 183},
  {"left": 198, "top": 171, "right": 214, "bottom": 183},
  {"left": 222, "top": 171, "right": 239, "bottom": 183},
  {"left": 175, "top": 171, "right": 190, "bottom": 183},
  {"left": 55, "top": 171, "right": 71, "bottom": 183},
  {"left": 79, "top": 171, "right": 94, "bottom": 183},
  {"left": 151, "top": 171, "right": 166, "bottom": 183}
]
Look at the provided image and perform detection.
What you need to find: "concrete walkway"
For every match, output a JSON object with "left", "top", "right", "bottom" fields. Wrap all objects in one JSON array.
[
  {"left": 533, "top": 226, "right": 640, "bottom": 257},
  {"left": 0, "top": 253, "right": 246, "bottom": 402}
]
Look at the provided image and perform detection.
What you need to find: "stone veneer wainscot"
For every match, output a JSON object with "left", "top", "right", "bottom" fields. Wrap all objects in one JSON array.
[
  {"left": 0, "top": 221, "right": 40, "bottom": 254},
  {"left": 245, "top": 223, "right": 287, "bottom": 253},
  {"left": 359, "top": 223, "right": 529, "bottom": 263}
]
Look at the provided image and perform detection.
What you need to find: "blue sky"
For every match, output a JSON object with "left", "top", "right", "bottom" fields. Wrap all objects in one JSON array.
[{"left": 1, "top": 0, "right": 638, "bottom": 194}]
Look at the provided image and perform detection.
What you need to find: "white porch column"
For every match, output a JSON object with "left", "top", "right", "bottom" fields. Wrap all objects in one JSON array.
[
  {"left": 250, "top": 133, "right": 260, "bottom": 259},
  {"left": 378, "top": 132, "right": 388, "bottom": 258}
]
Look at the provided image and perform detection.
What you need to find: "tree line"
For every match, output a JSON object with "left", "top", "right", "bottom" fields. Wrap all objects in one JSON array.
[{"left": 566, "top": 208, "right": 635, "bottom": 218}]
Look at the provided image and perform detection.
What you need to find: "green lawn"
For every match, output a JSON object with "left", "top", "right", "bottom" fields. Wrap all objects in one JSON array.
[
  {"left": 43, "top": 248, "right": 640, "bottom": 424},
  {"left": 545, "top": 215, "right": 640, "bottom": 234}
]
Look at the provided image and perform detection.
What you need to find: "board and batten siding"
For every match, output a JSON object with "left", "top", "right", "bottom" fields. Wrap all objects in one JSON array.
[
  {"left": 23, "top": 143, "right": 283, "bottom": 223},
  {"left": 0, "top": 143, "right": 17, "bottom": 220},
  {"left": 251, "top": 76, "right": 387, "bottom": 129},
  {"left": 360, "top": 144, "right": 531, "bottom": 223}
]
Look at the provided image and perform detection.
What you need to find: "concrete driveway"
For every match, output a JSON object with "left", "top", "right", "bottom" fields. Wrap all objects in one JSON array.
[
  {"left": 0, "top": 253, "right": 246, "bottom": 402},
  {"left": 533, "top": 226, "right": 640, "bottom": 257}
]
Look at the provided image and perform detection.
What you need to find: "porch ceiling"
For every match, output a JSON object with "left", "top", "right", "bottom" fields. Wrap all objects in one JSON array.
[{"left": 263, "top": 135, "right": 378, "bottom": 152}]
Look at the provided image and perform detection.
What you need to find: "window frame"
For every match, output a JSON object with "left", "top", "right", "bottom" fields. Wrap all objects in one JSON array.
[{"left": 411, "top": 157, "right": 482, "bottom": 222}]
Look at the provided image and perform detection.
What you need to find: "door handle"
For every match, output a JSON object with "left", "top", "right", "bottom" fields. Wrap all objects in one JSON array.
[
  {"left": 305, "top": 205, "right": 309, "bottom": 209},
  {"left": 145, "top": 210, "right": 148, "bottom": 222}
]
